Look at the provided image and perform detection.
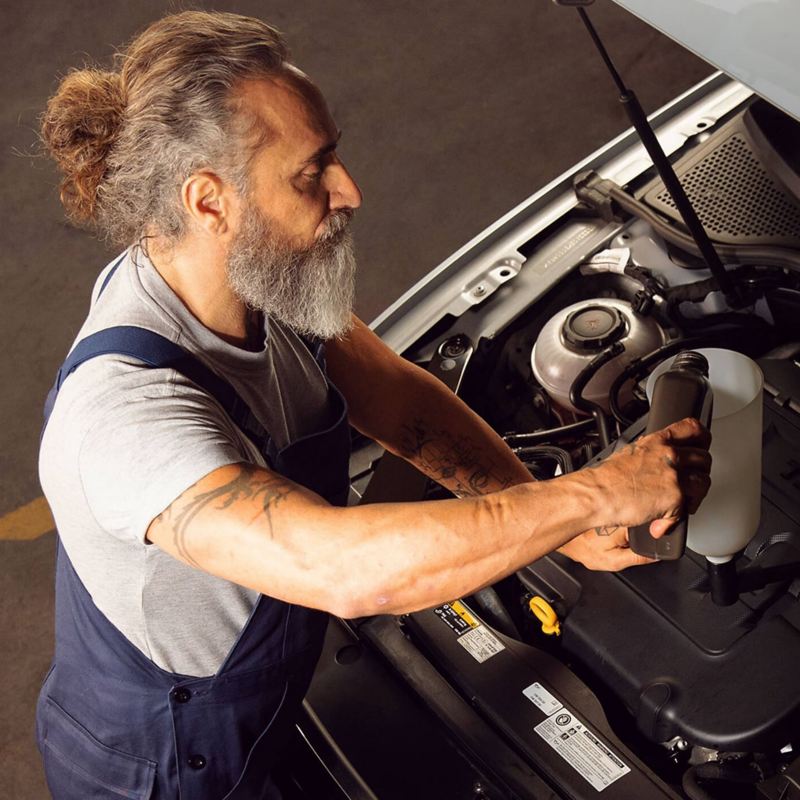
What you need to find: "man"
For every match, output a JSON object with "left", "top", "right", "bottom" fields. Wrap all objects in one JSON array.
[{"left": 37, "top": 10, "right": 710, "bottom": 799}]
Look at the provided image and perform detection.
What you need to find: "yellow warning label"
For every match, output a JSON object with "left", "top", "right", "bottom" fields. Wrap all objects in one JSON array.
[{"left": 450, "top": 600, "right": 479, "bottom": 629}]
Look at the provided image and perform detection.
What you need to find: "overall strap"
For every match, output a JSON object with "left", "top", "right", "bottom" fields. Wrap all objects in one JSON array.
[
  {"left": 96, "top": 252, "right": 127, "bottom": 299},
  {"left": 44, "top": 326, "right": 270, "bottom": 453}
]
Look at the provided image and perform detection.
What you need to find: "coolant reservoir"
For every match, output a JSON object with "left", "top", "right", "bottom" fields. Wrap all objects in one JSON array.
[
  {"left": 531, "top": 298, "right": 666, "bottom": 413},
  {"left": 647, "top": 348, "right": 764, "bottom": 563}
]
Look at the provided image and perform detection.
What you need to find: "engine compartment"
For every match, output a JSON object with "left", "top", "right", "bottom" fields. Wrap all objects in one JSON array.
[{"left": 355, "top": 95, "right": 800, "bottom": 798}]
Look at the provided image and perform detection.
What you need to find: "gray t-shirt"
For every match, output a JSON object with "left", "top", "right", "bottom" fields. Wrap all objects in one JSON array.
[{"left": 39, "top": 249, "right": 334, "bottom": 677}]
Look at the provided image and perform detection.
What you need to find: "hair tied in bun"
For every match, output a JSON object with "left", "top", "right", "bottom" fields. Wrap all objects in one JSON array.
[{"left": 41, "top": 69, "right": 126, "bottom": 225}]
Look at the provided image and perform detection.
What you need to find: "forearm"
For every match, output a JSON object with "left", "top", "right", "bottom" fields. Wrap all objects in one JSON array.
[
  {"left": 326, "top": 317, "right": 532, "bottom": 495},
  {"left": 385, "top": 370, "right": 533, "bottom": 496},
  {"left": 150, "top": 418, "right": 706, "bottom": 617},
  {"left": 324, "top": 474, "right": 600, "bottom": 616},
  {"left": 149, "top": 462, "right": 606, "bottom": 619}
]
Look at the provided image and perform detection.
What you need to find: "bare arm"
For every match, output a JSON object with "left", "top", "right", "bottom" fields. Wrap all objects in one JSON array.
[
  {"left": 325, "top": 317, "right": 657, "bottom": 569},
  {"left": 147, "top": 418, "right": 710, "bottom": 618},
  {"left": 325, "top": 316, "right": 533, "bottom": 496}
]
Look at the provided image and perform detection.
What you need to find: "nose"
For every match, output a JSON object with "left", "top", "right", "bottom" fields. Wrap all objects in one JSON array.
[{"left": 325, "top": 161, "right": 362, "bottom": 212}]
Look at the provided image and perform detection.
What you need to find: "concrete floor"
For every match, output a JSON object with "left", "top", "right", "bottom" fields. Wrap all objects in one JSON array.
[{"left": 0, "top": 1, "right": 710, "bottom": 796}]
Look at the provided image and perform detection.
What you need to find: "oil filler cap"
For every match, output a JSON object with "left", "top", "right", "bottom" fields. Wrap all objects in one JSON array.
[{"left": 562, "top": 305, "right": 627, "bottom": 351}]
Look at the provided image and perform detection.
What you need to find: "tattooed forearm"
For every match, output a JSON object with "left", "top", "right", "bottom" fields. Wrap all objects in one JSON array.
[
  {"left": 153, "top": 464, "right": 295, "bottom": 567},
  {"left": 398, "top": 418, "right": 515, "bottom": 497},
  {"left": 594, "top": 525, "right": 621, "bottom": 537}
]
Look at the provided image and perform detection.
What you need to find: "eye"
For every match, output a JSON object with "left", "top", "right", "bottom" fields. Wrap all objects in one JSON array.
[{"left": 302, "top": 168, "right": 323, "bottom": 185}]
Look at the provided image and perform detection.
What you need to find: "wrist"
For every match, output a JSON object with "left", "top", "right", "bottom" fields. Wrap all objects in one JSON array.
[{"left": 565, "top": 465, "right": 618, "bottom": 532}]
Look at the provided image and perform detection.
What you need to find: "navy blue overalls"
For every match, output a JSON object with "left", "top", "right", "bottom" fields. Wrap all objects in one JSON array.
[{"left": 36, "top": 257, "right": 351, "bottom": 799}]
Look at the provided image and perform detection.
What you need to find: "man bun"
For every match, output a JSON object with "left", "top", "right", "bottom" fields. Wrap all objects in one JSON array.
[
  {"left": 40, "top": 69, "right": 126, "bottom": 226},
  {"left": 41, "top": 12, "right": 290, "bottom": 247}
]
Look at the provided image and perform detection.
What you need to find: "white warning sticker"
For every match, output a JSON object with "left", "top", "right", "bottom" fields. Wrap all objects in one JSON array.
[
  {"left": 434, "top": 601, "right": 505, "bottom": 664},
  {"left": 456, "top": 625, "right": 505, "bottom": 663},
  {"left": 535, "top": 710, "right": 631, "bottom": 792},
  {"left": 523, "top": 682, "right": 563, "bottom": 716}
]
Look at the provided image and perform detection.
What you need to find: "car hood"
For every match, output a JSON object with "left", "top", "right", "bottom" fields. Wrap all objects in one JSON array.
[{"left": 611, "top": 0, "right": 800, "bottom": 123}]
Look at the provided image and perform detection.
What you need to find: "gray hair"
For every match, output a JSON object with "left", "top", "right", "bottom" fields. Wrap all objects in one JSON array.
[{"left": 41, "top": 11, "right": 290, "bottom": 246}]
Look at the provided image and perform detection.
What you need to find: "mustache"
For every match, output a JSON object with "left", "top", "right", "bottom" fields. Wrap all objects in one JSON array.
[{"left": 319, "top": 209, "right": 354, "bottom": 242}]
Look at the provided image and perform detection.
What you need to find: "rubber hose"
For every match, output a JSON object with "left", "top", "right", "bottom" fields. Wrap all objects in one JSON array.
[
  {"left": 472, "top": 588, "right": 520, "bottom": 639},
  {"left": 607, "top": 183, "right": 800, "bottom": 272},
  {"left": 608, "top": 335, "right": 718, "bottom": 426},
  {"left": 504, "top": 418, "right": 595, "bottom": 445},
  {"left": 681, "top": 766, "right": 716, "bottom": 800},
  {"left": 682, "top": 761, "right": 764, "bottom": 800},
  {"left": 569, "top": 342, "right": 625, "bottom": 449}
]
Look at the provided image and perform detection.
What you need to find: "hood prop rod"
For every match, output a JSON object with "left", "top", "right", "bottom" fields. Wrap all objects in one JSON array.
[{"left": 569, "top": 5, "right": 740, "bottom": 306}]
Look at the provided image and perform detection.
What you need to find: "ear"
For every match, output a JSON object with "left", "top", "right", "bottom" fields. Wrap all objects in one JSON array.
[{"left": 180, "top": 171, "right": 237, "bottom": 237}]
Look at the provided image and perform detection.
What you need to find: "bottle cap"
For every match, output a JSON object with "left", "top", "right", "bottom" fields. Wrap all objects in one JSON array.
[
  {"left": 562, "top": 305, "right": 627, "bottom": 351},
  {"left": 672, "top": 351, "right": 710, "bottom": 376}
]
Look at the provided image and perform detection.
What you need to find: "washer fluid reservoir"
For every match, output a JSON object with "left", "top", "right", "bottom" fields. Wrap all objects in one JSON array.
[{"left": 531, "top": 298, "right": 666, "bottom": 414}]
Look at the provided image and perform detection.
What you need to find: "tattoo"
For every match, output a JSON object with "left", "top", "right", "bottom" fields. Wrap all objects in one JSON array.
[
  {"left": 594, "top": 525, "right": 621, "bottom": 537},
  {"left": 398, "top": 417, "right": 514, "bottom": 497},
  {"left": 154, "top": 464, "right": 294, "bottom": 567}
]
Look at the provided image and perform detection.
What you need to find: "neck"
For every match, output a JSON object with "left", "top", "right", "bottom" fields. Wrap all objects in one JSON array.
[{"left": 146, "top": 235, "right": 260, "bottom": 350}]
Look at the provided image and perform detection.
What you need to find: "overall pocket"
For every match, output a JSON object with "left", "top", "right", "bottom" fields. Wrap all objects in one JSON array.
[
  {"left": 222, "top": 682, "right": 290, "bottom": 800},
  {"left": 41, "top": 696, "right": 156, "bottom": 800}
]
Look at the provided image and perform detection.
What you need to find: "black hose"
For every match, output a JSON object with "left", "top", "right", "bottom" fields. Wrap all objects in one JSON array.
[
  {"left": 682, "top": 761, "right": 764, "bottom": 800},
  {"left": 681, "top": 766, "right": 716, "bottom": 800},
  {"left": 608, "top": 333, "right": 737, "bottom": 426},
  {"left": 663, "top": 276, "right": 718, "bottom": 305},
  {"left": 605, "top": 179, "right": 800, "bottom": 272},
  {"left": 514, "top": 445, "right": 574, "bottom": 476},
  {"left": 503, "top": 418, "right": 596, "bottom": 445},
  {"left": 569, "top": 342, "right": 625, "bottom": 449},
  {"left": 471, "top": 588, "right": 521, "bottom": 640}
]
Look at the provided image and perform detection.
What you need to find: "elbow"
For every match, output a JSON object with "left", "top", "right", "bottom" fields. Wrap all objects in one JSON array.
[
  {"left": 325, "top": 584, "right": 398, "bottom": 620},
  {"left": 319, "top": 565, "right": 406, "bottom": 619}
]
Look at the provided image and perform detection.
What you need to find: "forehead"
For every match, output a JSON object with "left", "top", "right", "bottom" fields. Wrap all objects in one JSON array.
[{"left": 237, "top": 74, "right": 336, "bottom": 162}]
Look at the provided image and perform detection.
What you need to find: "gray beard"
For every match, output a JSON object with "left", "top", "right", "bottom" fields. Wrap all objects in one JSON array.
[{"left": 226, "top": 204, "right": 356, "bottom": 339}]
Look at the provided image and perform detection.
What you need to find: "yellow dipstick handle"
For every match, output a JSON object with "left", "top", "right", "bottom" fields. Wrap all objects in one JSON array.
[{"left": 529, "top": 596, "right": 561, "bottom": 636}]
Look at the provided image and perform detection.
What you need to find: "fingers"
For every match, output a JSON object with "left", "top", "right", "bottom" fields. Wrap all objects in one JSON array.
[
  {"left": 616, "top": 550, "right": 658, "bottom": 569},
  {"left": 592, "top": 546, "right": 657, "bottom": 571},
  {"left": 673, "top": 447, "right": 712, "bottom": 473},
  {"left": 596, "top": 417, "right": 712, "bottom": 540},
  {"left": 660, "top": 417, "right": 711, "bottom": 449},
  {"left": 655, "top": 427, "right": 712, "bottom": 518},
  {"left": 682, "top": 471, "right": 711, "bottom": 514},
  {"left": 560, "top": 527, "right": 658, "bottom": 571},
  {"left": 649, "top": 516, "right": 679, "bottom": 538}
]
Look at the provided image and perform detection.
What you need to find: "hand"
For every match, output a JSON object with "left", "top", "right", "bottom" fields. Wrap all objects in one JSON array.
[
  {"left": 557, "top": 525, "right": 656, "bottom": 571},
  {"left": 591, "top": 417, "right": 712, "bottom": 538}
]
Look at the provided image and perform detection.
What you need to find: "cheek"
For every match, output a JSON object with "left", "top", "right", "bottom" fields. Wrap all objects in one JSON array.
[
  {"left": 249, "top": 180, "right": 328, "bottom": 247},
  {"left": 283, "top": 194, "right": 329, "bottom": 243}
]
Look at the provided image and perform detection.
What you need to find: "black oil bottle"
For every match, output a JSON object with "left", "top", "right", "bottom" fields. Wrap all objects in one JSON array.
[{"left": 629, "top": 351, "right": 713, "bottom": 560}]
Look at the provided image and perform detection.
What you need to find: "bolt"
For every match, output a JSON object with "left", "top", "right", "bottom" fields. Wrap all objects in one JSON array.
[
  {"left": 440, "top": 336, "right": 468, "bottom": 359},
  {"left": 472, "top": 284, "right": 487, "bottom": 298}
]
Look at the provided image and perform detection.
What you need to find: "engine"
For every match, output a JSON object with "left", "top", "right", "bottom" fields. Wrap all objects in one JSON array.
[{"left": 371, "top": 97, "right": 800, "bottom": 799}]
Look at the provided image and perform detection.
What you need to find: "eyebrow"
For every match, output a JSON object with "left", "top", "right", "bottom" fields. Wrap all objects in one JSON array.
[{"left": 298, "top": 130, "right": 342, "bottom": 168}]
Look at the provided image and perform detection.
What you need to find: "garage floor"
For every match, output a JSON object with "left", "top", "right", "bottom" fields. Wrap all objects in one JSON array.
[{"left": 0, "top": 1, "right": 710, "bottom": 795}]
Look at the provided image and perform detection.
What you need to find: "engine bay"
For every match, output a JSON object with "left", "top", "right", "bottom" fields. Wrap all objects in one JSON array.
[{"left": 348, "top": 95, "right": 800, "bottom": 799}]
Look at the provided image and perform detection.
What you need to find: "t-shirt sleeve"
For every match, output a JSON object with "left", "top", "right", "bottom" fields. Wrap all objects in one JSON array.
[{"left": 78, "top": 368, "right": 254, "bottom": 545}]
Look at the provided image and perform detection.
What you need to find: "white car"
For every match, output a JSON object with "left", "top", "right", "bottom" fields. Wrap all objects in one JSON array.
[{"left": 286, "top": 3, "right": 800, "bottom": 798}]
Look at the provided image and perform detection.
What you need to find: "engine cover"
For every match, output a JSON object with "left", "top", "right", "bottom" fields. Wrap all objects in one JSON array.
[{"left": 520, "top": 355, "right": 800, "bottom": 752}]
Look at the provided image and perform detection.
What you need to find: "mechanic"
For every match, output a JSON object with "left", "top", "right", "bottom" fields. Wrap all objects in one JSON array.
[{"left": 36, "top": 10, "right": 711, "bottom": 800}]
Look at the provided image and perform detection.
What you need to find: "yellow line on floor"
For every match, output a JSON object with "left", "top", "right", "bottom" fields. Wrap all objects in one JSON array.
[{"left": 0, "top": 496, "right": 54, "bottom": 541}]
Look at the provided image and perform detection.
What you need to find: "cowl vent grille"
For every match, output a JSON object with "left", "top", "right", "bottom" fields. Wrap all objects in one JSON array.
[{"left": 642, "top": 113, "right": 800, "bottom": 248}]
